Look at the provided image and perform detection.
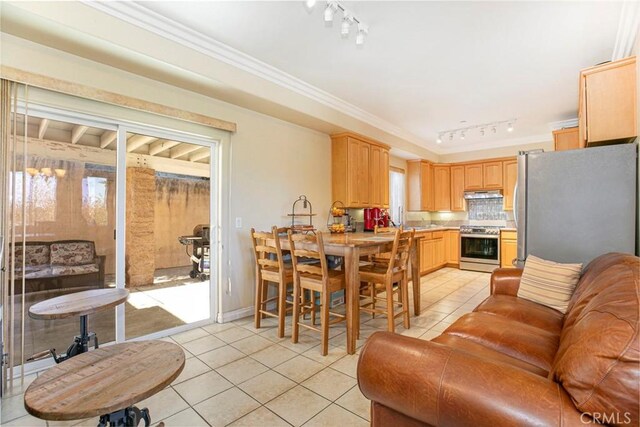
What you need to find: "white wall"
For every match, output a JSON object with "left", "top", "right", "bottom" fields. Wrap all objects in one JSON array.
[
  {"left": 438, "top": 140, "right": 554, "bottom": 163},
  {"left": 1, "top": 34, "right": 331, "bottom": 317}
]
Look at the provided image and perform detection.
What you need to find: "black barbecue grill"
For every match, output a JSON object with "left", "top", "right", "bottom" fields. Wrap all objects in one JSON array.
[{"left": 178, "top": 224, "right": 210, "bottom": 281}]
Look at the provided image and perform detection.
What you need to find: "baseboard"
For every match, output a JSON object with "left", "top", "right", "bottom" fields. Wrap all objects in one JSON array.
[{"left": 217, "top": 306, "right": 254, "bottom": 323}]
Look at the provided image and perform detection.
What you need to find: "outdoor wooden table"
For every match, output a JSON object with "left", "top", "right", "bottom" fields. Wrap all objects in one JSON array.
[
  {"left": 24, "top": 340, "right": 185, "bottom": 426},
  {"left": 275, "top": 232, "right": 422, "bottom": 354},
  {"left": 28, "top": 288, "right": 129, "bottom": 363}
]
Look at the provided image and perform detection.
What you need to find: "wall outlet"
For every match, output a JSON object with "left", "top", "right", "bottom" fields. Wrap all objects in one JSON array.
[{"left": 235, "top": 217, "right": 242, "bottom": 228}]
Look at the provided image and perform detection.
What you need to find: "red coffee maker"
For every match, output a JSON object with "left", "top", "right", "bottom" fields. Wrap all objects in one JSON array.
[{"left": 364, "top": 208, "right": 378, "bottom": 232}]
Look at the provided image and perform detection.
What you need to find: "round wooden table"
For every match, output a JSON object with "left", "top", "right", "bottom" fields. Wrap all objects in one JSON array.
[
  {"left": 24, "top": 340, "right": 185, "bottom": 426},
  {"left": 28, "top": 288, "right": 129, "bottom": 363}
]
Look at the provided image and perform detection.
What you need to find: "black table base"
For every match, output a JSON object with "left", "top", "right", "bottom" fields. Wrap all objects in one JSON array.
[
  {"left": 52, "top": 314, "right": 98, "bottom": 363},
  {"left": 98, "top": 406, "right": 150, "bottom": 427}
]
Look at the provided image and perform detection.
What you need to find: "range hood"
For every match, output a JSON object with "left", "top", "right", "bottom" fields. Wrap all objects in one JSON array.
[{"left": 464, "top": 190, "right": 503, "bottom": 200}]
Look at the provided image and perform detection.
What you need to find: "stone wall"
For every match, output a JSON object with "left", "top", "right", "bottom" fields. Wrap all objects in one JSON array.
[{"left": 125, "top": 167, "right": 156, "bottom": 287}]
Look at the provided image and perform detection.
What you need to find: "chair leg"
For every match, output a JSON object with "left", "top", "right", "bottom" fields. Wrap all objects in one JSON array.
[
  {"left": 386, "top": 281, "right": 395, "bottom": 333},
  {"left": 254, "top": 276, "right": 263, "bottom": 329},
  {"left": 370, "top": 283, "right": 376, "bottom": 319},
  {"left": 292, "top": 283, "right": 301, "bottom": 344},
  {"left": 321, "top": 290, "right": 330, "bottom": 356},
  {"left": 311, "top": 291, "right": 317, "bottom": 326},
  {"left": 277, "top": 279, "right": 287, "bottom": 338},
  {"left": 402, "top": 275, "right": 410, "bottom": 330}
]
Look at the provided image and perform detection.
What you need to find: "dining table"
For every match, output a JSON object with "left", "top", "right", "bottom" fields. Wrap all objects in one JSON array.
[{"left": 275, "top": 231, "right": 423, "bottom": 355}]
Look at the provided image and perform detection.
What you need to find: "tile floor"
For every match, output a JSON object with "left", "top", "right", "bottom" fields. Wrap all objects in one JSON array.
[{"left": 1, "top": 268, "right": 490, "bottom": 427}]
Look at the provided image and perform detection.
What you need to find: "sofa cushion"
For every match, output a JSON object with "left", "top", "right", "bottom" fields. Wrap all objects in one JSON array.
[
  {"left": 18, "top": 265, "right": 53, "bottom": 280},
  {"left": 552, "top": 253, "right": 639, "bottom": 426},
  {"left": 51, "top": 264, "right": 99, "bottom": 276},
  {"left": 443, "top": 312, "right": 560, "bottom": 373},
  {"left": 15, "top": 244, "right": 50, "bottom": 267},
  {"left": 432, "top": 334, "right": 549, "bottom": 377},
  {"left": 50, "top": 242, "right": 95, "bottom": 266},
  {"left": 518, "top": 255, "right": 582, "bottom": 313},
  {"left": 474, "top": 294, "right": 564, "bottom": 335}
]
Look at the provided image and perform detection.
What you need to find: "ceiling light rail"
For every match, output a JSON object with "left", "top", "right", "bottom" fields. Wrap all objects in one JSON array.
[
  {"left": 436, "top": 118, "right": 517, "bottom": 144},
  {"left": 306, "top": 0, "right": 369, "bottom": 45}
]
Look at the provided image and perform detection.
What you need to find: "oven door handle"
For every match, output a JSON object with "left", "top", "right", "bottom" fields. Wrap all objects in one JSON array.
[{"left": 460, "top": 234, "right": 499, "bottom": 239}]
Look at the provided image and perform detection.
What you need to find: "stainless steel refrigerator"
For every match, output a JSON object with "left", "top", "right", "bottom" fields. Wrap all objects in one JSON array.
[{"left": 515, "top": 143, "right": 638, "bottom": 268}]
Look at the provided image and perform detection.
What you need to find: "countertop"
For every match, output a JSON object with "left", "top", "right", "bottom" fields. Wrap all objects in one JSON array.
[{"left": 403, "top": 226, "right": 517, "bottom": 233}]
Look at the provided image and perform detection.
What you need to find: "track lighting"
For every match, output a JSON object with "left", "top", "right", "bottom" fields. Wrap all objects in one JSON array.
[
  {"left": 341, "top": 12, "right": 353, "bottom": 37},
  {"left": 355, "top": 23, "right": 368, "bottom": 45},
  {"left": 436, "top": 118, "right": 517, "bottom": 144},
  {"left": 312, "top": 1, "right": 369, "bottom": 46},
  {"left": 324, "top": 1, "right": 338, "bottom": 22}
]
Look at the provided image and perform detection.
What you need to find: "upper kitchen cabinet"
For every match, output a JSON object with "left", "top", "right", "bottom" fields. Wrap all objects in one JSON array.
[
  {"left": 483, "top": 161, "right": 503, "bottom": 189},
  {"left": 502, "top": 159, "right": 517, "bottom": 211},
  {"left": 579, "top": 56, "right": 637, "bottom": 147},
  {"left": 450, "top": 165, "right": 465, "bottom": 211},
  {"left": 433, "top": 165, "right": 451, "bottom": 211},
  {"left": 464, "top": 164, "right": 483, "bottom": 190},
  {"left": 553, "top": 127, "right": 580, "bottom": 151},
  {"left": 464, "top": 161, "right": 502, "bottom": 190},
  {"left": 407, "top": 160, "right": 434, "bottom": 211},
  {"left": 331, "top": 133, "right": 389, "bottom": 208}
]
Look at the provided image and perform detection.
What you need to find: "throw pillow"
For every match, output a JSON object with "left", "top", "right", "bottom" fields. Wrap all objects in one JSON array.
[{"left": 518, "top": 255, "right": 582, "bottom": 313}]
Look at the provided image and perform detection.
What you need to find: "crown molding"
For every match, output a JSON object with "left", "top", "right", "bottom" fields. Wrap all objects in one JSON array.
[
  {"left": 82, "top": 0, "right": 431, "bottom": 149},
  {"left": 547, "top": 118, "right": 579, "bottom": 131},
  {"left": 612, "top": 1, "right": 640, "bottom": 61}
]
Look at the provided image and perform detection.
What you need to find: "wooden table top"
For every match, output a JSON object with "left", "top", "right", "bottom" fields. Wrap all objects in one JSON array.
[
  {"left": 24, "top": 340, "right": 185, "bottom": 421},
  {"left": 29, "top": 288, "right": 130, "bottom": 320}
]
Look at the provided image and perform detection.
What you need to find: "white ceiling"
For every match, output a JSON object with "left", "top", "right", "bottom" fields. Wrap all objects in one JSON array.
[{"left": 135, "top": 1, "right": 624, "bottom": 153}]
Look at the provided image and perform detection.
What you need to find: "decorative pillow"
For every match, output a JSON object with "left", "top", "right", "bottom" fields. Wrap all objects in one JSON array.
[
  {"left": 518, "top": 255, "right": 582, "bottom": 313},
  {"left": 50, "top": 242, "right": 95, "bottom": 266},
  {"left": 15, "top": 244, "right": 50, "bottom": 267}
]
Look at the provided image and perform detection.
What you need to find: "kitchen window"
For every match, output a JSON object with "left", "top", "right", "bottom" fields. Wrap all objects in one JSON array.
[{"left": 389, "top": 168, "right": 405, "bottom": 226}]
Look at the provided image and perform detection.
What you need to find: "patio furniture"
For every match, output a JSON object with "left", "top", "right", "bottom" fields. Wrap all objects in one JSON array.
[
  {"left": 28, "top": 288, "right": 129, "bottom": 363},
  {"left": 12, "top": 240, "right": 106, "bottom": 294},
  {"left": 24, "top": 340, "right": 185, "bottom": 427}
]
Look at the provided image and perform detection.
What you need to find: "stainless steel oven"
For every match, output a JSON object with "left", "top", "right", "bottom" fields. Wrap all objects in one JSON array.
[{"left": 459, "top": 226, "right": 501, "bottom": 272}]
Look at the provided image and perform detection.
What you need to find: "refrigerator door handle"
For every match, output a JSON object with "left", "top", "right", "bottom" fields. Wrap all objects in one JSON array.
[{"left": 513, "top": 182, "right": 518, "bottom": 229}]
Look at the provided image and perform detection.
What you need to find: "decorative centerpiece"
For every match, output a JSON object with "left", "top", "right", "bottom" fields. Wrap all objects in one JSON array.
[{"left": 328, "top": 201, "right": 347, "bottom": 233}]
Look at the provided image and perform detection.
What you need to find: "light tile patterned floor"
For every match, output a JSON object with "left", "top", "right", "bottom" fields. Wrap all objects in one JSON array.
[{"left": 1, "top": 268, "right": 490, "bottom": 427}]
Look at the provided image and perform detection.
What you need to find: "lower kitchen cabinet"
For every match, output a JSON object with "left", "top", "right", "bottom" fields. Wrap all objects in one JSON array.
[
  {"left": 419, "top": 231, "right": 447, "bottom": 274},
  {"left": 500, "top": 230, "right": 518, "bottom": 268},
  {"left": 444, "top": 230, "right": 459, "bottom": 265}
]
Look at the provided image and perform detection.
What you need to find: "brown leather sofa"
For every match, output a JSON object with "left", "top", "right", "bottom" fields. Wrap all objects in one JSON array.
[{"left": 358, "top": 252, "right": 639, "bottom": 426}]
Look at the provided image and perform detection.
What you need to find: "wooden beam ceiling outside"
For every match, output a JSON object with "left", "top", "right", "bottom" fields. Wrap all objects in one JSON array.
[
  {"left": 189, "top": 148, "right": 211, "bottom": 162},
  {"left": 126, "top": 135, "right": 158, "bottom": 152},
  {"left": 149, "top": 140, "right": 180, "bottom": 156},
  {"left": 170, "top": 143, "right": 200, "bottom": 159},
  {"left": 70, "top": 125, "right": 88, "bottom": 144},
  {"left": 100, "top": 131, "right": 117, "bottom": 149},
  {"left": 38, "top": 118, "right": 49, "bottom": 140}
]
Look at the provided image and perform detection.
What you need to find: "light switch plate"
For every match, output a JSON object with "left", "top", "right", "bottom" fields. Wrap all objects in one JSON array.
[{"left": 235, "top": 217, "right": 242, "bottom": 228}]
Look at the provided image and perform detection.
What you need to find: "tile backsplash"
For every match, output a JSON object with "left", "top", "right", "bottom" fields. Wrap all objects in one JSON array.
[{"left": 467, "top": 198, "right": 507, "bottom": 220}]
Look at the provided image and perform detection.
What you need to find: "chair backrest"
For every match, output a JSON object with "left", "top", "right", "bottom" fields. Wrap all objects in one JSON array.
[
  {"left": 250, "top": 226, "right": 286, "bottom": 278},
  {"left": 374, "top": 225, "right": 403, "bottom": 234},
  {"left": 287, "top": 230, "right": 328, "bottom": 283},
  {"left": 393, "top": 230, "right": 415, "bottom": 273}
]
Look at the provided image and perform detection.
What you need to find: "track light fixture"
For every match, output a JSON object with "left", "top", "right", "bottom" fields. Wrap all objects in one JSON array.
[
  {"left": 436, "top": 119, "right": 517, "bottom": 144},
  {"left": 309, "top": 1, "right": 369, "bottom": 46}
]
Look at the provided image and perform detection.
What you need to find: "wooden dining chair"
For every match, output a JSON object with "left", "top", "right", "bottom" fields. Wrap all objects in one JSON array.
[
  {"left": 287, "top": 230, "right": 346, "bottom": 356},
  {"left": 359, "top": 229, "right": 414, "bottom": 332},
  {"left": 250, "top": 226, "right": 293, "bottom": 338}
]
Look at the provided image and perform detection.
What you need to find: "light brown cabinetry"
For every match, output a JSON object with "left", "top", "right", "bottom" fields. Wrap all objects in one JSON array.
[
  {"left": 433, "top": 165, "right": 451, "bottom": 211},
  {"left": 483, "top": 161, "right": 503, "bottom": 189},
  {"left": 579, "top": 56, "right": 637, "bottom": 147},
  {"left": 553, "top": 128, "right": 580, "bottom": 151},
  {"left": 502, "top": 160, "right": 517, "bottom": 211},
  {"left": 464, "top": 164, "right": 483, "bottom": 190},
  {"left": 450, "top": 166, "right": 465, "bottom": 211},
  {"left": 500, "top": 230, "right": 518, "bottom": 268},
  {"left": 408, "top": 160, "right": 434, "bottom": 211},
  {"left": 419, "top": 231, "right": 446, "bottom": 274},
  {"left": 331, "top": 133, "right": 389, "bottom": 208},
  {"left": 444, "top": 230, "right": 459, "bottom": 265}
]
